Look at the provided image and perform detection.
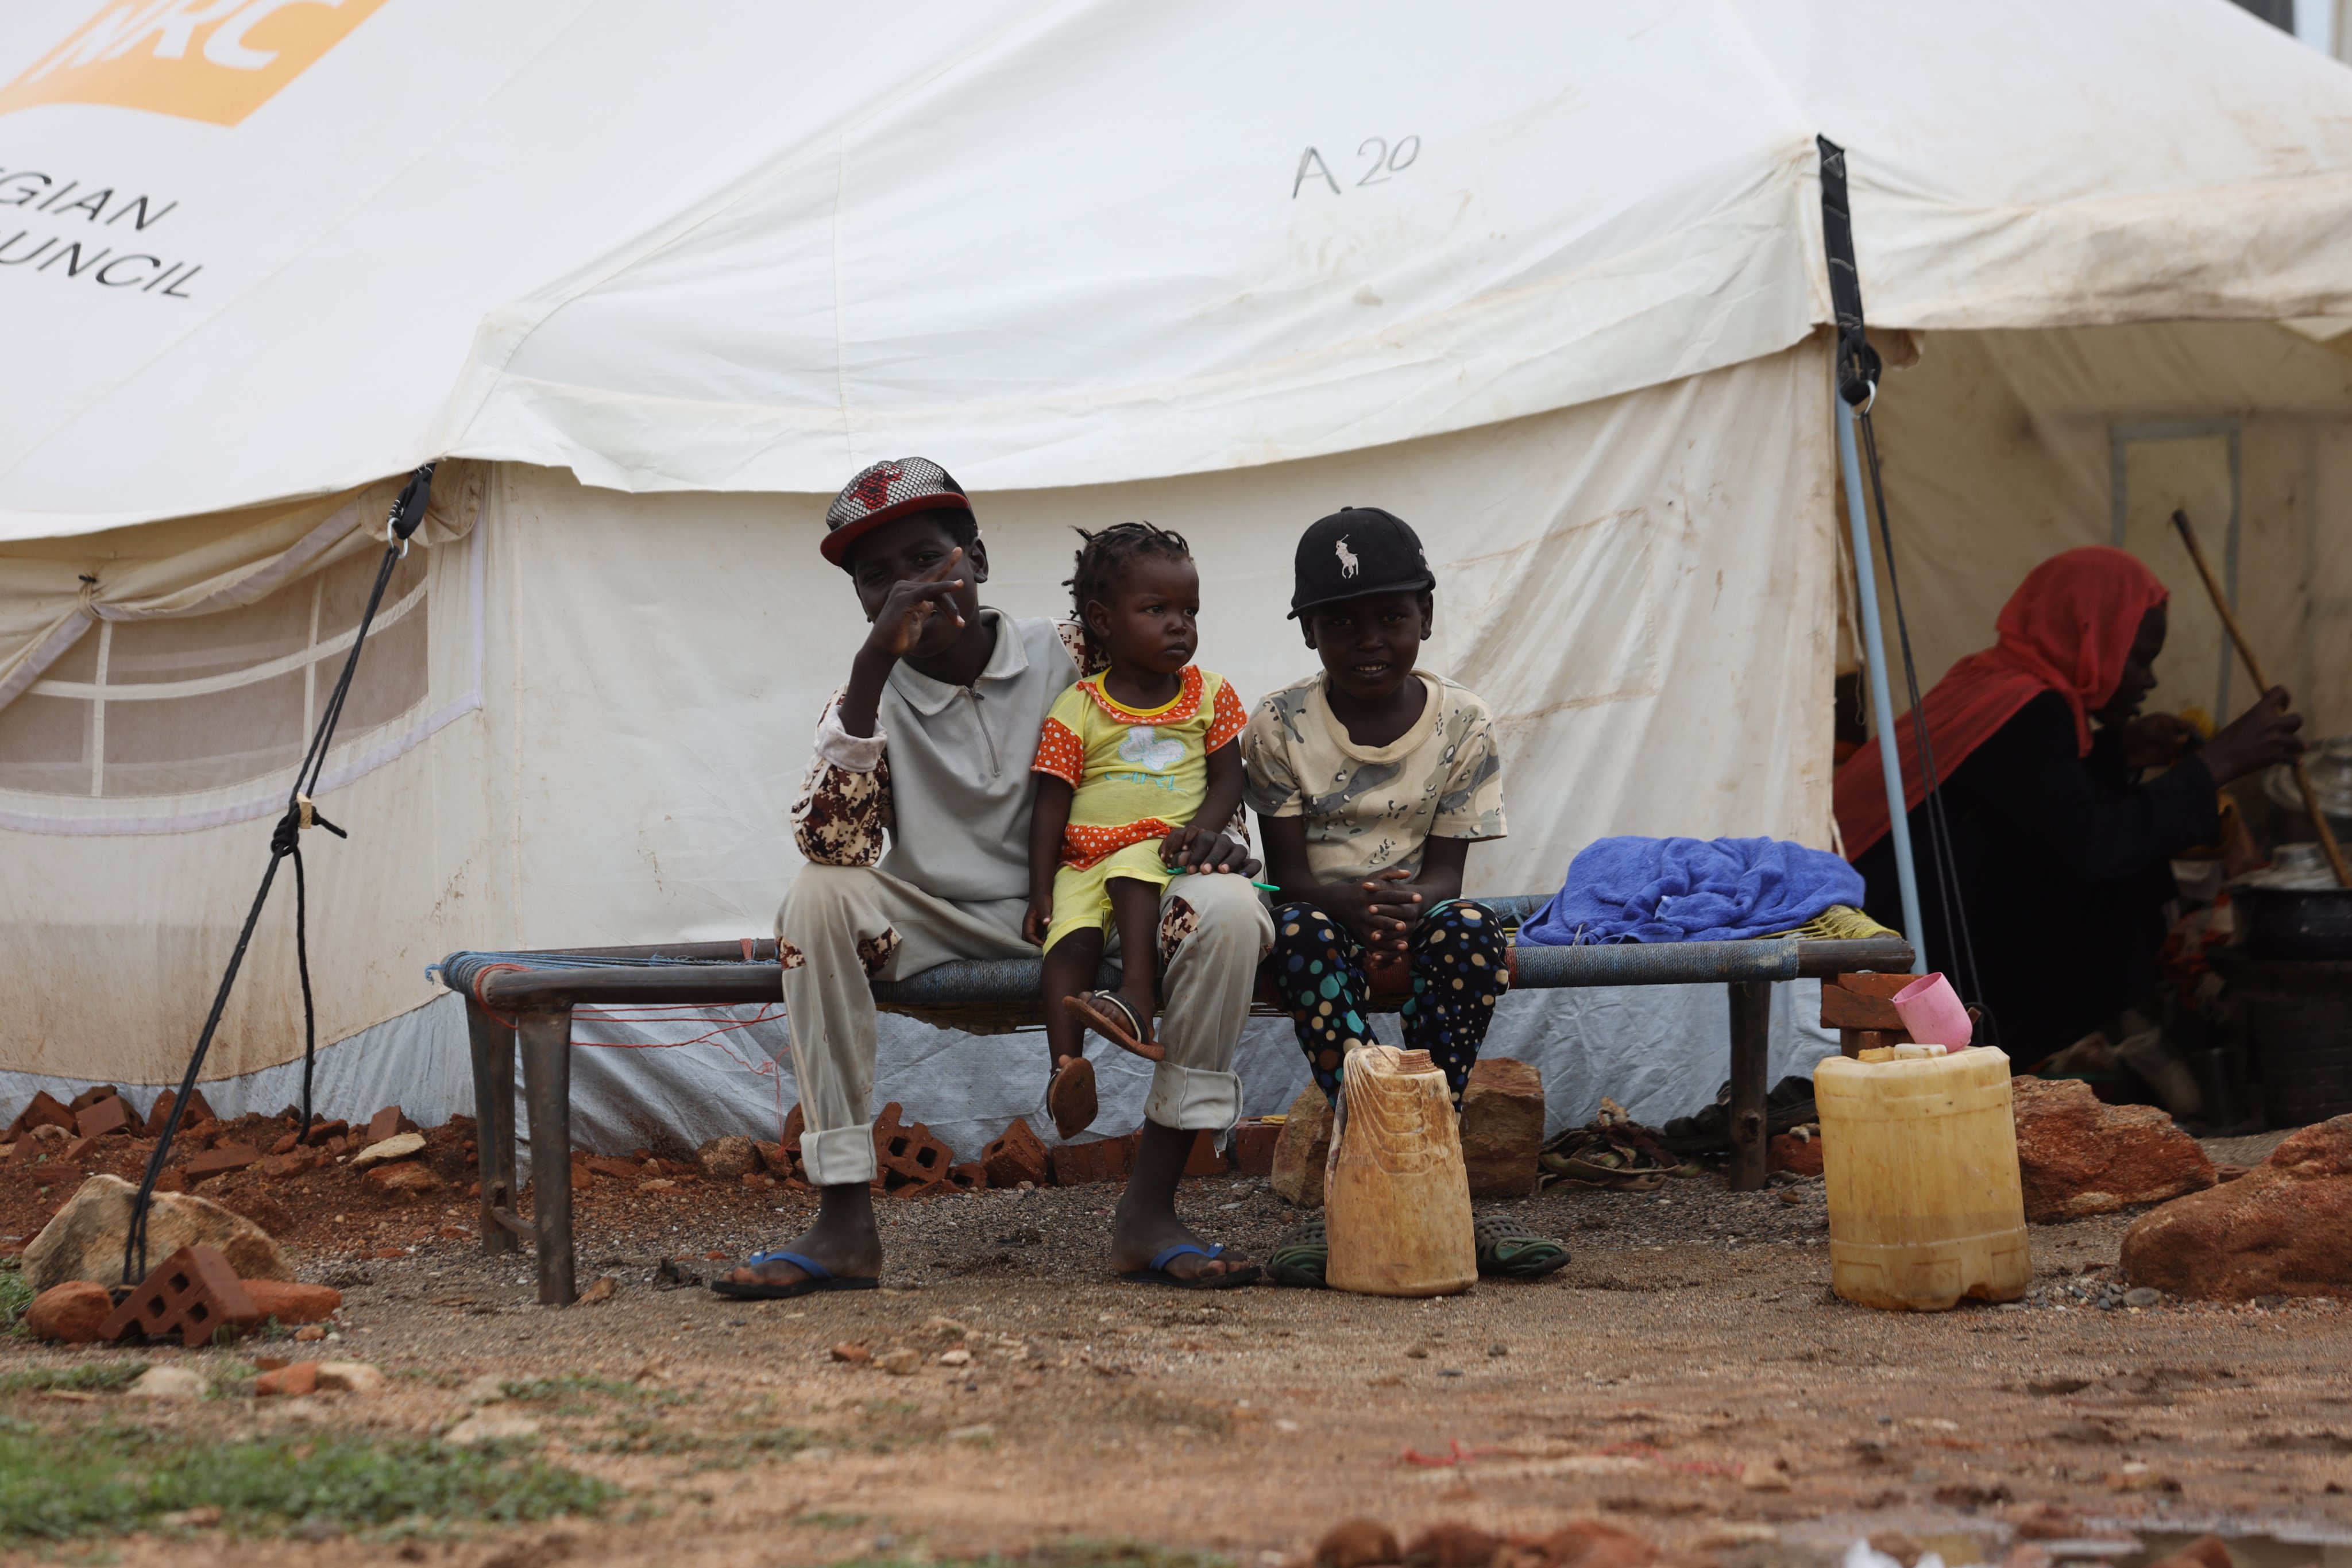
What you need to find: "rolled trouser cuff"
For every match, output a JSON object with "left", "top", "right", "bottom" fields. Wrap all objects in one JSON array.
[
  {"left": 1146, "top": 1061, "right": 1241, "bottom": 1133},
  {"left": 801, "top": 1122, "right": 879, "bottom": 1187}
]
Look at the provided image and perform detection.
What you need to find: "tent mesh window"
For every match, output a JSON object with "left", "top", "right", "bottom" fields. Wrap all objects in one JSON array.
[{"left": 0, "top": 546, "right": 429, "bottom": 799}]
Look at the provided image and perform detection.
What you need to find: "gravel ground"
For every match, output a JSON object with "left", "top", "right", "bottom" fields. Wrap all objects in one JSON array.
[{"left": 6, "top": 1141, "right": 2350, "bottom": 1568}]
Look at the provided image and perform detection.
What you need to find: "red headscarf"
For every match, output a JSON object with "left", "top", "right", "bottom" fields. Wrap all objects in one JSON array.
[{"left": 1835, "top": 546, "right": 2170, "bottom": 861}]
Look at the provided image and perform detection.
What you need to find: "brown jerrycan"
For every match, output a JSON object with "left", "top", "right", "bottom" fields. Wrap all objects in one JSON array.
[{"left": 1324, "top": 1045, "right": 1477, "bottom": 1296}]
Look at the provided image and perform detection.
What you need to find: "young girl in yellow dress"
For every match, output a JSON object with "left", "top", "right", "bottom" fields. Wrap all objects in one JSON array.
[{"left": 1025, "top": 522, "right": 1249, "bottom": 1137}]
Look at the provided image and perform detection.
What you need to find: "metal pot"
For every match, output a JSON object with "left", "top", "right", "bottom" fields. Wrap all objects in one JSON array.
[{"left": 2235, "top": 844, "right": 2352, "bottom": 960}]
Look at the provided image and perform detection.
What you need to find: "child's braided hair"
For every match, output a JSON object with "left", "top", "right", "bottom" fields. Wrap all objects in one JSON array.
[{"left": 1064, "top": 520, "right": 1193, "bottom": 672}]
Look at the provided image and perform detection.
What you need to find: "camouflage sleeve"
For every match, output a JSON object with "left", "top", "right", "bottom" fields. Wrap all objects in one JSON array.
[{"left": 790, "top": 691, "right": 893, "bottom": 866}]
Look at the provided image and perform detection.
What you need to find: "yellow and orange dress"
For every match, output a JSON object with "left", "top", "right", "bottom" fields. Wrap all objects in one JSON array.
[{"left": 1030, "top": 666, "right": 1248, "bottom": 953}]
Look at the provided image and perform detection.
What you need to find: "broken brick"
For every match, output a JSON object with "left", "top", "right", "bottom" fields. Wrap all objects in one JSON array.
[
  {"left": 100, "top": 1244, "right": 262, "bottom": 1349},
  {"left": 68, "top": 1084, "right": 121, "bottom": 1114},
  {"left": 948, "top": 1162, "right": 984, "bottom": 1192},
  {"left": 781, "top": 1103, "right": 805, "bottom": 1151},
  {"left": 1050, "top": 1135, "right": 1133, "bottom": 1186},
  {"left": 1231, "top": 1121, "right": 1281, "bottom": 1177},
  {"left": 302, "top": 1118, "right": 348, "bottom": 1148},
  {"left": 365, "top": 1162, "right": 444, "bottom": 1196},
  {"left": 76, "top": 1096, "right": 133, "bottom": 1141},
  {"left": 245, "top": 1281, "right": 341, "bottom": 1324},
  {"left": 584, "top": 1156, "right": 642, "bottom": 1181},
  {"left": 752, "top": 1141, "right": 795, "bottom": 1179},
  {"left": 873, "top": 1102, "right": 955, "bottom": 1184},
  {"left": 269, "top": 1133, "right": 299, "bottom": 1156},
  {"left": 184, "top": 1144, "right": 262, "bottom": 1180},
  {"left": 7, "top": 1092, "right": 76, "bottom": 1141},
  {"left": 365, "top": 1106, "right": 405, "bottom": 1145},
  {"left": 61, "top": 1135, "right": 102, "bottom": 1163},
  {"left": 142, "top": 1088, "right": 218, "bottom": 1140},
  {"left": 1770, "top": 1130, "right": 1824, "bottom": 1178},
  {"left": 24, "top": 1281, "right": 113, "bottom": 1343},
  {"left": 254, "top": 1361, "right": 320, "bottom": 1397},
  {"left": 1183, "top": 1129, "right": 1226, "bottom": 1179},
  {"left": 259, "top": 1150, "right": 323, "bottom": 1181},
  {"left": 982, "top": 1117, "right": 1051, "bottom": 1188}
]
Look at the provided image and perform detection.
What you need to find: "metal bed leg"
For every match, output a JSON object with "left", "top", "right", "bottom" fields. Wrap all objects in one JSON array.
[
  {"left": 464, "top": 1000, "right": 521, "bottom": 1256},
  {"left": 517, "top": 1006, "right": 577, "bottom": 1306},
  {"left": 1727, "top": 980, "right": 1772, "bottom": 1192}
]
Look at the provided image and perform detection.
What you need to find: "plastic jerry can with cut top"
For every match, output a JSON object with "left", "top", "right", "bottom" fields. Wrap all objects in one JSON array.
[
  {"left": 1324, "top": 1044, "right": 1478, "bottom": 1296},
  {"left": 1813, "top": 1045, "right": 2030, "bottom": 1310}
]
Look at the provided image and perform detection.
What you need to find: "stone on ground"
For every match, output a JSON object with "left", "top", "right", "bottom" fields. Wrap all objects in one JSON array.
[
  {"left": 23, "top": 1174, "right": 291, "bottom": 1292},
  {"left": 128, "top": 1365, "right": 207, "bottom": 1400},
  {"left": 23, "top": 1280, "right": 113, "bottom": 1343},
  {"left": 695, "top": 1134, "right": 758, "bottom": 1181},
  {"left": 1460, "top": 1057, "right": 1544, "bottom": 1198},
  {"left": 2122, "top": 1114, "right": 2352, "bottom": 1300},
  {"left": 315, "top": 1361, "right": 386, "bottom": 1394},
  {"left": 1271, "top": 1085, "right": 1334, "bottom": 1208},
  {"left": 446, "top": 1412, "right": 541, "bottom": 1445},
  {"left": 2011, "top": 1076, "right": 2214, "bottom": 1221},
  {"left": 363, "top": 1161, "right": 443, "bottom": 1195},
  {"left": 349, "top": 1131, "right": 426, "bottom": 1170}
]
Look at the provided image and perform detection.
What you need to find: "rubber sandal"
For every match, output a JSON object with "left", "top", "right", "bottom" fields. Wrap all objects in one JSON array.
[
  {"left": 1117, "top": 1242, "right": 1261, "bottom": 1291},
  {"left": 1048, "top": 1055, "right": 1098, "bottom": 1140},
  {"left": 1265, "top": 1219, "right": 1328, "bottom": 1289},
  {"left": 709, "top": 1249, "right": 880, "bottom": 1300},
  {"left": 1063, "top": 990, "right": 1167, "bottom": 1063},
  {"left": 1472, "top": 1214, "right": 1572, "bottom": 1281}
]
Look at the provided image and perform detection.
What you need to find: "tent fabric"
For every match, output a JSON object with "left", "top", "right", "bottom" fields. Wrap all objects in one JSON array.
[
  {"left": 0, "top": 344, "right": 1837, "bottom": 1092},
  {"left": 5, "top": 1, "right": 2352, "bottom": 538}
]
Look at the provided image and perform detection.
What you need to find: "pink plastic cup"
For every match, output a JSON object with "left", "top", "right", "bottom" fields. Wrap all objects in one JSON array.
[{"left": 1891, "top": 972, "right": 1973, "bottom": 1048}]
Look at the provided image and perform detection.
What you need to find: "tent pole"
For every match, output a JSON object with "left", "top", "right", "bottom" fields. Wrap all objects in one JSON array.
[{"left": 1836, "top": 391, "right": 1928, "bottom": 975}]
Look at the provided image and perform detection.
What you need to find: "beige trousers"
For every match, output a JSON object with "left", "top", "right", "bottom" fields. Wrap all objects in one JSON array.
[{"left": 775, "top": 863, "right": 1273, "bottom": 1185}]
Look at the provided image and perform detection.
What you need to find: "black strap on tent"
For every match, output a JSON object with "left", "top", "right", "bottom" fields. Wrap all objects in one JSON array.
[
  {"left": 1817, "top": 138, "right": 1988, "bottom": 1035},
  {"left": 120, "top": 464, "right": 437, "bottom": 1288}
]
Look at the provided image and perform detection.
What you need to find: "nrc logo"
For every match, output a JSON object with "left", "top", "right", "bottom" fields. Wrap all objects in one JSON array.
[{"left": 0, "top": 0, "right": 390, "bottom": 126}]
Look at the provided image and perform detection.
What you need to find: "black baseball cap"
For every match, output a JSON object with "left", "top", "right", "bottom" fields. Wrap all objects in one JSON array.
[{"left": 1288, "top": 506, "right": 1435, "bottom": 618}]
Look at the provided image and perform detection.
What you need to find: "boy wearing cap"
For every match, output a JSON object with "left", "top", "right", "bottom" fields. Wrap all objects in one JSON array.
[
  {"left": 1244, "top": 507, "right": 1511, "bottom": 1112},
  {"left": 716, "top": 458, "right": 1271, "bottom": 1298}
]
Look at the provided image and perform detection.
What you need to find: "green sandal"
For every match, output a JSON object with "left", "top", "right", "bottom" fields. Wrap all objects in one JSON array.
[
  {"left": 1474, "top": 1213, "right": 1571, "bottom": 1280},
  {"left": 1266, "top": 1219, "right": 1327, "bottom": 1288}
]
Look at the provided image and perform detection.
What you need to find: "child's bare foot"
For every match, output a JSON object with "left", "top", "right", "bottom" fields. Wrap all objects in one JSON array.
[{"left": 1048, "top": 1053, "right": 1098, "bottom": 1139}]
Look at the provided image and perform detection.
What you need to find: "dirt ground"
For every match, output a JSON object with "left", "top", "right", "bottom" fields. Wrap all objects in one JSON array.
[{"left": 5, "top": 1128, "right": 2351, "bottom": 1568}]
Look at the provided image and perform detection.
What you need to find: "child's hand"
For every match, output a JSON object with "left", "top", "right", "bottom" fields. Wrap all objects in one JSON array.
[
  {"left": 1327, "top": 868, "right": 1420, "bottom": 952},
  {"left": 1023, "top": 901, "right": 1052, "bottom": 947},
  {"left": 1163, "top": 824, "right": 1249, "bottom": 874}
]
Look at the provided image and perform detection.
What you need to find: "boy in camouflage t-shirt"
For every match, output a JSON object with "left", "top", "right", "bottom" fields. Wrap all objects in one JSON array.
[{"left": 1243, "top": 507, "right": 1509, "bottom": 1109}]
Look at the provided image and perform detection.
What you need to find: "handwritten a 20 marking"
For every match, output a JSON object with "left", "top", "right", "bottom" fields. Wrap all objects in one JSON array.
[{"left": 1293, "top": 135, "right": 1421, "bottom": 198}]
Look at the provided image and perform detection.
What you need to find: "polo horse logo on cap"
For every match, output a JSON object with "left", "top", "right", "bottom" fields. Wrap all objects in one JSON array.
[
  {"left": 1334, "top": 536, "right": 1360, "bottom": 578},
  {"left": 851, "top": 461, "right": 904, "bottom": 512}
]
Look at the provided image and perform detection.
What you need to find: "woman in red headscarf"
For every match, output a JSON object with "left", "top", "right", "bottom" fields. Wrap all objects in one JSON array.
[{"left": 1837, "top": 546, "right": 2304, "bottom": 1064}]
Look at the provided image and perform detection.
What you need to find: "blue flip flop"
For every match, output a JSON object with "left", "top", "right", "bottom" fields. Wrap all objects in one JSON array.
[
  {"left": 1117, "top": 1242, "right": 1262, "bottom": 1291},
  {"left": 709, "top": 1249, "right": 880, "bottom": 1300}
]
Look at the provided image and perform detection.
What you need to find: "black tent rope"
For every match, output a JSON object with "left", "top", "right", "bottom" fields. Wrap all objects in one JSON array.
[
  {"left": 119, "top": 464, "right": 437, "bottom": 1290},
  {"left": 1816, "top": 139, "right": 1990, "bottom": 1038}
]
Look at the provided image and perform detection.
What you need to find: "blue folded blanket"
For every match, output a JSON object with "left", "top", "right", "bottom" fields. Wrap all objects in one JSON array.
[{"left": 1519, "top": 835, "right": 1866, "bottom": 946}]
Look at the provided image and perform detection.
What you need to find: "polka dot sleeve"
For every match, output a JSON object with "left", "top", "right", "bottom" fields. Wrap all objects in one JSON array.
[
  {"left": 1032, "top": 716, "right": 1086, "bottom": 785},
  {"left": 1204, "top": 674, "right": 1248, "bottom": 753}
]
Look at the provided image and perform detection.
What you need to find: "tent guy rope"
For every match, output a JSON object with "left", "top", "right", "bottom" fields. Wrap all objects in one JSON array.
[{"left": 119, "top": 464, "right": 438, "bottom": 1289}]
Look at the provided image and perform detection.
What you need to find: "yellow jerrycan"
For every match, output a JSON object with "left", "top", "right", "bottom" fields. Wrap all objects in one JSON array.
[
  {"left": 1813, "top": 1045, "right": 2031, "bottom": 1310},
  {"left": 1324, "top": 1045, "right": 1477, "bottom": 1296}
]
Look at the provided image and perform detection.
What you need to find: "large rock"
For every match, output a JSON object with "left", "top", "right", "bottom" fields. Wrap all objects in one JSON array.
[
  {"left": 2123, "top": 1115, "right": 2352, "bottom": 1301},
  {"left": 22, "top": 1174, "right": 291, "bottom": 1292},
  {"left": 1460, "top": 1057, "right": 1543, "bottom": 1198},
  {"left": 695, "top": 1135, "right": 758, "bottom": 1182},
  {"left": 2011, "top": 1077, "right": 2214, "bottom": 1222},
  {"left": 1270, "top": 1085, "right": 1333, "bottom": 1208}
]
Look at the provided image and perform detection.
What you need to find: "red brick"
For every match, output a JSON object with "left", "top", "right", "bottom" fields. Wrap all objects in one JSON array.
[
  {"left": 269, "top": 1133, "right": 299, "bottom": 1156},
  {"left": 258, "top": 1150, "right": 322, "bottom": 1180},
  {"left": 873, "top": 1102, "right": 954, "bottom": 1184},
  {"left": 101, "top": 1244, "right": 261, "bottom": 1348},
  {"left": 1231, "top": 1121, "right": 1281, "bottom": 1177},
  {"left": 74, "top": 1095, "right": 131, "bottom": 1140},
  {"left": 948, "top": 1162, "right": 984, "bottom": 1192},
  {"left": 24, "top": 1281, "right": 113, "bottom": 1343},
  {"left": 366, "top": 1107, "right": 405, "bottom": 1145},
  {"left": 7, "top": 1091, "right": 76, "bottom": 1141},
  {"left": 1183, "top": 1129, "right": 1226, "bottom": 1179},
  {"left": 982, "top": 1117, "right": 1050, "bottom": 1188},
  {"left": 752, "top": 1141, "right": 795, "bottom": 1178},
  {"left": 584, "top": 1157, "right": 640, "bottom": 1181},
  {"left": 184, "top": 1144, "right": 261, "bottom": 1179},
  {"left": 1050, "top": 1136, "right": 1133, "bottom": 1185},
  {"left": 781, "top": 1103, "right": 805, "bottom": 1151},
  {"left": 61, "top": 1135, "right": 102, "bottom": 1164},
  {"left": 68, "top": 1084, "right": 121, "bottom": 1114},
  {"left": 245, "top": 1281, "right": 341, "bottom": 1324},
  {"left": 302, "top": 1118, "right": 348, "bottom": 1147},
  {"left": 1769, "top": 1131, "right": 1824, "bottom": 1178},
  {"left": 141, "top": 1088, "right": 218, "bottom": 1139},
  {"left": 254, "top": 1361, "right": 320, "bottom": 1397}
]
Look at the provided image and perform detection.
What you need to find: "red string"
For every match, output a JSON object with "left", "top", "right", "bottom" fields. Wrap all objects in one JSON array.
[{"left": 566, "top": 1003, "right": 792, "bottom": 1143}]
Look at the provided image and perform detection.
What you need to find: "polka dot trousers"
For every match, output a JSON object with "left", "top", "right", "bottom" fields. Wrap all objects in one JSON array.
[{"left": 1265, "top": 898, "right": 1510, "bottom": 1108}]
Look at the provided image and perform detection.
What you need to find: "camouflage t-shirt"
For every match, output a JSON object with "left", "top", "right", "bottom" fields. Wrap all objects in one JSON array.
[{"left": 1242, "top": 670, "right": 1507, "bottom": 883}]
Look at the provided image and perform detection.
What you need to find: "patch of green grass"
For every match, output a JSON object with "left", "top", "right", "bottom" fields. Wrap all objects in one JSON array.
[
  {"left": 0, "top": 1264, "right": 32, "bottom": 1340},
  {"left": 0, "top": 1419, "right": 616, "bottom": 1540},
  {"left": 577, "top": 1413, "right": 812, "bottom": 1468},
  {"left": 0, "top": 1363, "right": 148, "bottom": 1397}
]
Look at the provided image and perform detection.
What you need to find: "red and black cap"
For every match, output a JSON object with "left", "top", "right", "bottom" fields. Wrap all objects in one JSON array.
[
  {"left": 1289, "top": 505, "right": 1434, "bottom": 617},
  {"left": 820, "top": 457, "right": 974, "bottom": 566}
]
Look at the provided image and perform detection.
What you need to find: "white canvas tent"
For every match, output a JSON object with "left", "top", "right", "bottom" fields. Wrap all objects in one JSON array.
[{"left": 3, "top": 0, "right": 2350, "bottom": 1157}]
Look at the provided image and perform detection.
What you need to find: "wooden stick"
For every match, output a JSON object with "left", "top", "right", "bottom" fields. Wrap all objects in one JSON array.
[{"left": 2170, "top": 509, "right": 2350, "bottom": 887}]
